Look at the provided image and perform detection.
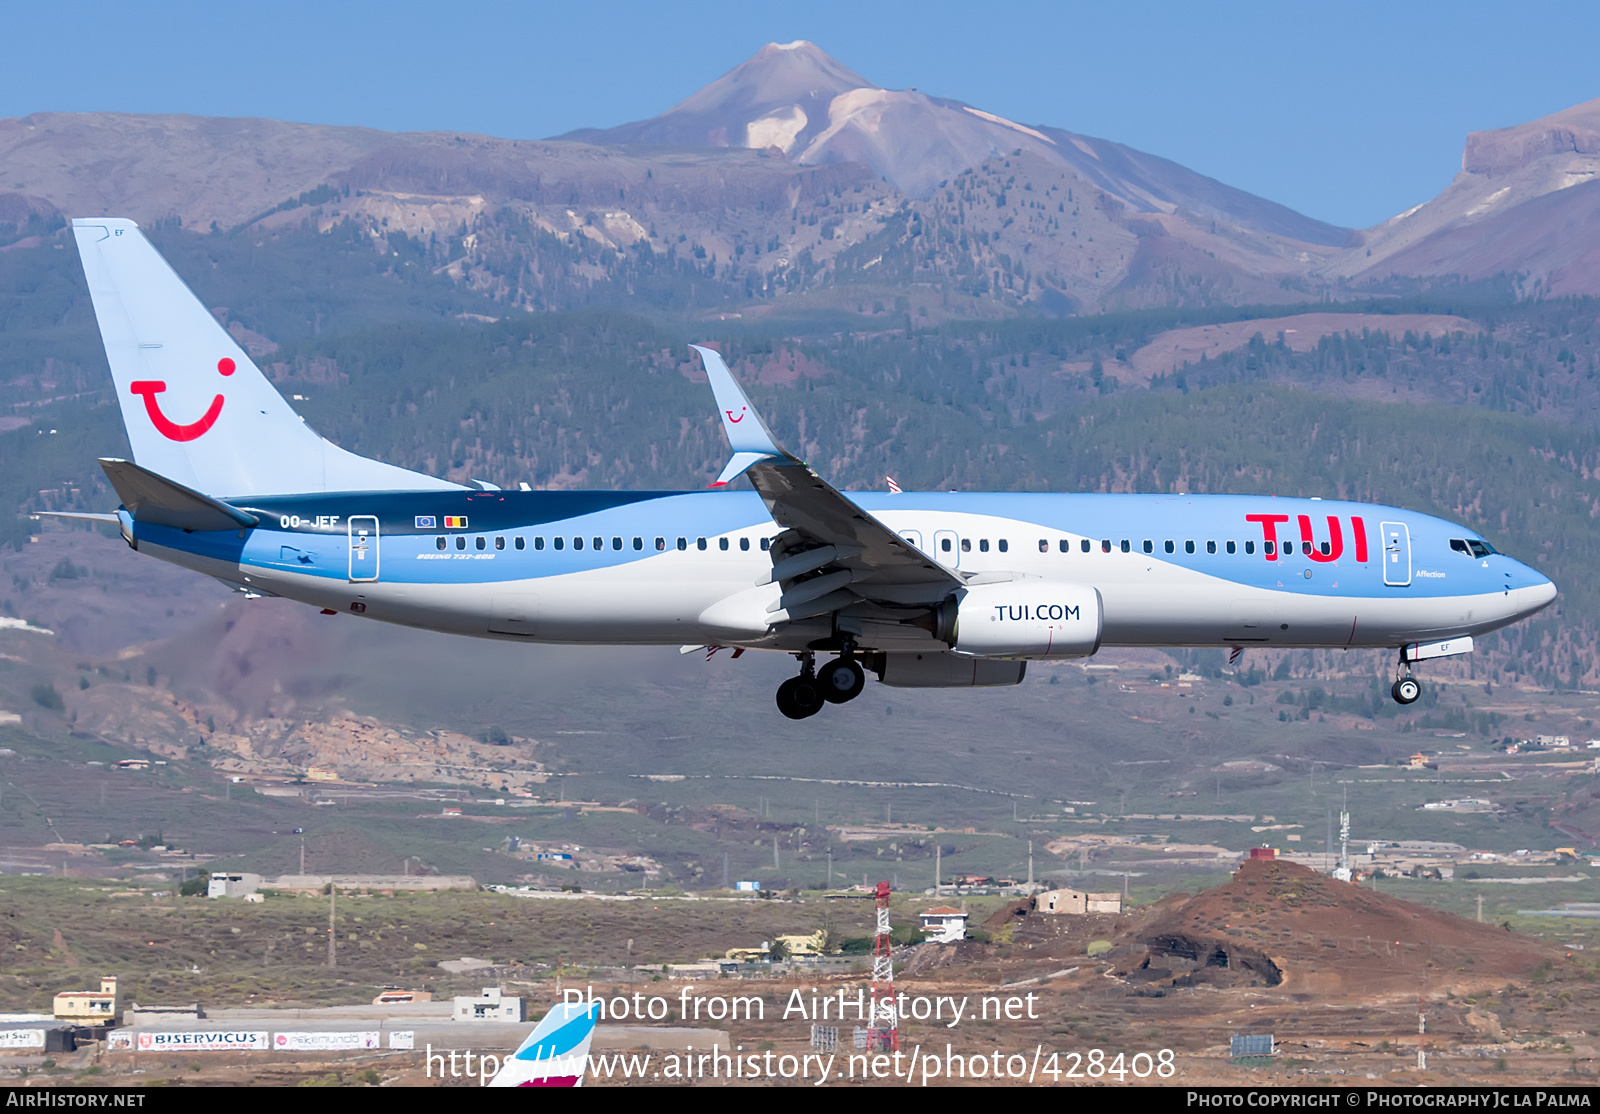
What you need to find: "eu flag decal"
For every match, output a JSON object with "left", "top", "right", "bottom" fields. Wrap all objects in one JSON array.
[{"left": 415, "top": 516, "right": 437, "bottom": 529}]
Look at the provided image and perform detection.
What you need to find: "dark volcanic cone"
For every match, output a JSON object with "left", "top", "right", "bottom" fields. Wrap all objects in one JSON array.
[{"left": 1124, "top": 858, "right": 1550, "bottom": 997}]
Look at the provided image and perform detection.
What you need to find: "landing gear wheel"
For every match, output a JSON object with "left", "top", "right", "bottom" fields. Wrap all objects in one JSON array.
[
  {"left": 819, "top": 658, "right": 866, "bottom": 704},
  {"left": 776, "top": 675, "right": 824, "bottom": 720},
  {"left": 1392, "top": 677, "right": 1421, "bottom": 705}
]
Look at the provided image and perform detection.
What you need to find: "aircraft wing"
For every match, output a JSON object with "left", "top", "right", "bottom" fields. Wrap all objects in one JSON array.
[{"left": 694, "top": 346, "right": 961, "bottom": 616}]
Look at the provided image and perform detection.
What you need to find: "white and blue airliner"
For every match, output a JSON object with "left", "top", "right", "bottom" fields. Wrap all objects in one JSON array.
[{"left": 57, "top": 219, "right": 1557, "bottom": 719}]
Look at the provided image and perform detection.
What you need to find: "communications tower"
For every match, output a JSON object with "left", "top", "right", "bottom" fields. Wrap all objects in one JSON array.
[{"left": 868, "top": 880, "right": 899, "bottom": 1052}]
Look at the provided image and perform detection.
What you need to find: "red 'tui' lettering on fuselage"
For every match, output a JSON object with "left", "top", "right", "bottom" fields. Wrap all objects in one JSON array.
[
  {"left": 1247, "top": 513, "right": 1369, "bottom": 563},
  {"left": 1245, "top": 513, "right": 1290, "bottom": 561},
  {"left": 1298, "top": 515, "right": 1343, "bottom": 563}
]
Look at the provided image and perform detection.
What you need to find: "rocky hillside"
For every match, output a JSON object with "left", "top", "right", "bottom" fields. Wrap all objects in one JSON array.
[{"left": 1324, "top": 98, "right": 1600, "bottom": 296}]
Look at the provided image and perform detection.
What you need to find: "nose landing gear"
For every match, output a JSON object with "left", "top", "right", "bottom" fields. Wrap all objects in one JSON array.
[
  {"left": 1392, "top": 650, "right": 1422, "bottom": 705},
  {"left": 775, "top": 649, "right": 866, "bottom": 719},
  {"left": 1392, "top": 675, "right": 1421, "bottom": 705}
]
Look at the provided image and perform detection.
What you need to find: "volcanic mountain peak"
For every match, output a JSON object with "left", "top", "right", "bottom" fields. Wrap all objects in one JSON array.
[
  {"left": 665, "top": 40, "right": 872, "bottom": 120},
  {"left": 559, "top": 40, "right": 872, "bottom": 155}
]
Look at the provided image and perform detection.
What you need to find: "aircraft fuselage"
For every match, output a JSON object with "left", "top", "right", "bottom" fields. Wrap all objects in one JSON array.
[{"left": 127, "top": 488, "right": 1555, "bottom": 653}]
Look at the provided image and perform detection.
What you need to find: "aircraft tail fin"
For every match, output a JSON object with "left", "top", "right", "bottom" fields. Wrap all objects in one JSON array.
[
  {"left": 488, "top": 1001, "right": 598, "bottom": 1088},
  {"left": 72, "top": 218, "right": 461, "bottom": 499}
]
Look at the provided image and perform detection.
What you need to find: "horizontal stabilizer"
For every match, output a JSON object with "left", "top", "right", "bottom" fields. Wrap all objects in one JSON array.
[
  {"left": 99, "top": 458, "right": 258, "bottom": 532},
  {"left": 35, "top": 511, "right": 122, "bottom": 525}
]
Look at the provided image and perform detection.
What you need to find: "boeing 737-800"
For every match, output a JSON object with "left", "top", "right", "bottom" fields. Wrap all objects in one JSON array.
[{"left": 56, "top": 218, "right": 1557, "bottom": 719}]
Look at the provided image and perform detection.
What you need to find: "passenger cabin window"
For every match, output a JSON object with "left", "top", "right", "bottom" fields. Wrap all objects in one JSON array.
[
  {"left": 1185, "top": 540, "right": 1195, "bottom": 554},
  {"left": 593, "top": 537, "right": 603, "bottom": 551},
  {"left": 655, "top": 537, "right": 665, "bottom": 551},
  {"left": 1143, "top": 540, "right": 1153, "bottom": 554},
  {"left": 515, "top": 537, "right": 525, "bottom": 550},
  {"left": 760, "top": 538, "right": 771, "bottom": 551},
  {"left": 941, "top": 537, "right": 953, "bottom": 552},
  {"left": 1319, "top": 541, "right": 1330, "bottom": 556},
  {"left": 455, "top": 536, "right": 466, "bottom": 550},
  {"left": 1119, "top": 539, "right": 1130, "bottom": 553},
  {"left": 1039, "top": 539, "right": 1048, "bottom": 553},
  {"left": 677, "top": 537, "right": 687, "bottom": 551},
  {"left": 436, "top": 536, "right": 446, "bottom": 550},
  {"left": 719, "top": 537, "right": 729, "bottom": 551},
  {"left": 1226, "top": 540, "right": 1235, "bottom": 554},
  {"left": 633, "top": 537, "right": 643, "bottom": 550},
  {"left": 961, "top": 539, "right": 972, "bottom": 552},
  {"left": 1245, "top": 540, "right": 1255, "bottom": 554},
  {"left": 979, "top": 539, "right": 990, "bottom": 553},
  {"left": 613, "top": 537, "right": 623, "bottom": 551},
  {"left": 1164, "top": 540, "right": 1175, "bottom": 554},
  {"left": 554, "top": 537, "right": 565, "bottom": 550},
  {"left": 1059, "top": 540, "right": 1070, "bottom": 553},
  {"left": 1263, "top": 541, "right": 1273, "bottom": 556},
  {"left": 998, "top": 539, "right": 1009, "bottom": 553},
  {"left": 534, "top": 537, "right": 545, "bottom": 551},
  {"left": 1101, "top": 539, "right": 1111, "bottom": 553},
  {"left": 573, "top": 536, "right": 584, "bottom": 551},
  {"left": 740, "top": 537, "right": 750, "bottom": 551},
  {"left": 697, "top": 537, "right": 708, "bottom": 551},
  {"left": 475, "top": 536, "right": 486, "bottom": 550},
  {"left": 1206, "top": 540, "right": 1216, "bottom": 554},
  {"left": 495, "top": 536, "right": 505, "bottom": 550},
  {"left": 1080, "top": 539, "right": 1090, "bottom": 553}
]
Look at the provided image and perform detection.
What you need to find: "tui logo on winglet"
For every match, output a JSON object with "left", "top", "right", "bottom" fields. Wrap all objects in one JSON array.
[{"left": 129, "top": 357, "right": 235, "bottom": 442}]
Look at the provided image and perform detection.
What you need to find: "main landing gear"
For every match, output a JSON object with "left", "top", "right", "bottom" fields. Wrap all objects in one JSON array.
[
  {"left": 776, "top": 649, "right": 866, "bottom": 719},
  {"left": 1392, "top": 651, "right": 1422, "bottom": 706}
]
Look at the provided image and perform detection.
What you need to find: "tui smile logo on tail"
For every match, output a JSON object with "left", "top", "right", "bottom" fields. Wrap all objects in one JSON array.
[
  {"left": 725, "top": 406, "right": 747, "bottom": 423},
  {"left": 129, "top": 357, "right": 235, "bottom": 441}
]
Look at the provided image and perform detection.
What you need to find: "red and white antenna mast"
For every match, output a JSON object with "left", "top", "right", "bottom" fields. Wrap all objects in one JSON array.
[{"left": 868, "top": 880, "right": 899, "bottom": 1052}]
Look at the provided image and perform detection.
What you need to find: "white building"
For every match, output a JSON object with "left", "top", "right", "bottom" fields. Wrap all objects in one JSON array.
[
  {"left": 207, "top": 872, "right": 263, "bottom": 899},
  {"left": 919, "top": 906, "right": 969, "bottom": 943},
  {"left": 453, "top": 987, "right": 523, "bottom": 1022}
]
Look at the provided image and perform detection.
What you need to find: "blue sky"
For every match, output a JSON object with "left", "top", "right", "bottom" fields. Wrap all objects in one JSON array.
[{"left": 4, "top": 1, "right": 1596, "bottom": 229}]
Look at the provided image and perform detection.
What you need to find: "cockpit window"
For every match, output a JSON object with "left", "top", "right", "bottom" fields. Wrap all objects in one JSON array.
[{"left": 1452, "top": 538, "right": 1498, "bottom": 558}]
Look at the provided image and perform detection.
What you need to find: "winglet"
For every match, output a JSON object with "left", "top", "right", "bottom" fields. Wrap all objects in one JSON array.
[{"left": 691, "top": 345, "right": 792, "bottom": 486}]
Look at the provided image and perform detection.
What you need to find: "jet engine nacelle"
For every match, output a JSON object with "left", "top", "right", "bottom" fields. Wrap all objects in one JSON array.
[{"left": 951, "top": 581, "right": 1103, "bottom": 659}]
